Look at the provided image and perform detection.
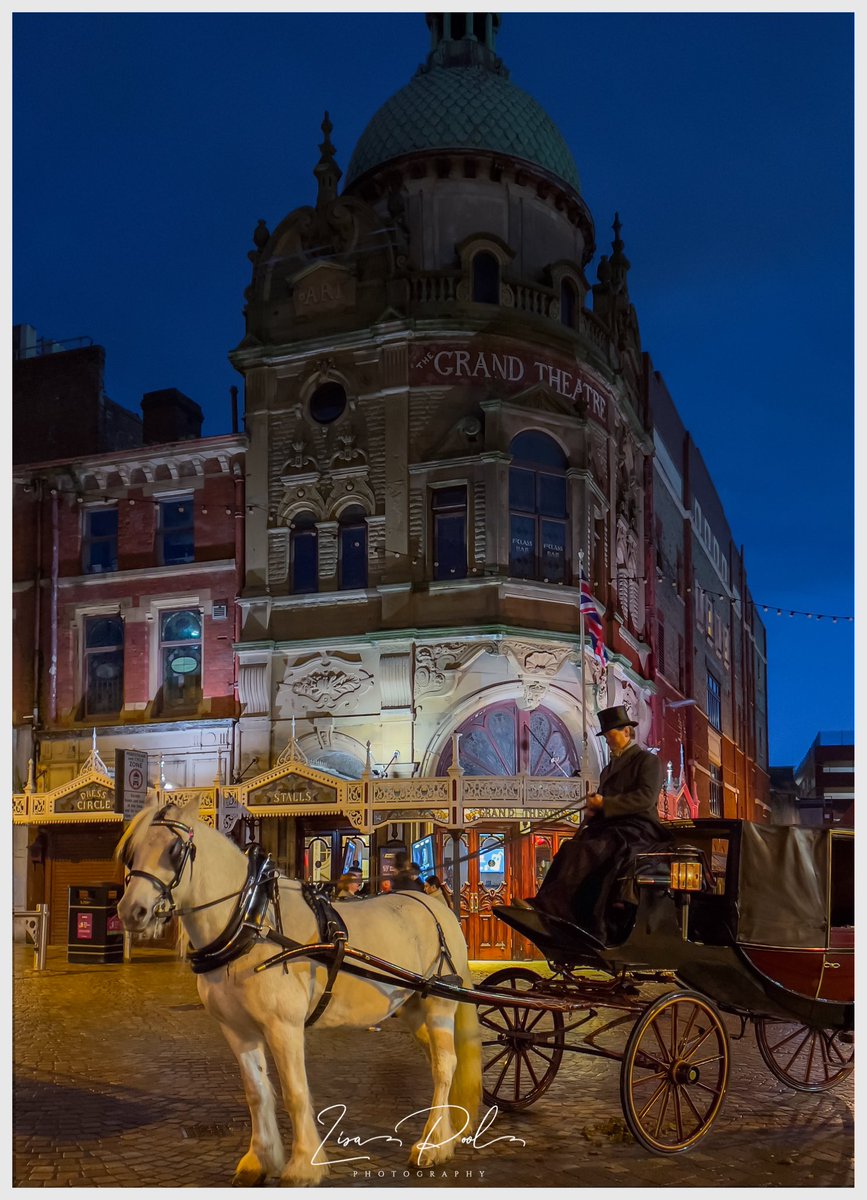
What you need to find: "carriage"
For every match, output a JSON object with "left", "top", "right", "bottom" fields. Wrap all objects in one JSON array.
[
  {"left": 118, "top": 803, "right": 854, "bottom": 1182},
  {"left": 477, "top": 818, "right": 854, "bottom": 1152}
]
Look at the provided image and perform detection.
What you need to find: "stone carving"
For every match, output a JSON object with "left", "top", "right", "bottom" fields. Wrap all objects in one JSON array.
[
  {"left": 518, "top": 679, "right": 549, "bottom": 711},
  {"left": 278, "top": 656, "right": 374, "bottom": 715},
  {"left": 500, "top": 640, "right": 573, "bottom": 678},
  {"left": 330, "top": 427, "right": 366, "bottom": 466},
  {"left": 283, "top": 437, "right": 318, "bottom": 474},
  {"left": 414, "top": 642, "right": 492, "bottom": 697},
  {"left": 380, "top": 653, "right": 412, "bottom": 709},
  {"left": 238, "top": 661, "right": 269, "bottom": 716}
]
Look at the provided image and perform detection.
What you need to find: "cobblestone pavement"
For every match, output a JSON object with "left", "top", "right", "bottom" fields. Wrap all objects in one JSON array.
[{"left": 13, "top": 945, "right": 854, "bottom": 1188}]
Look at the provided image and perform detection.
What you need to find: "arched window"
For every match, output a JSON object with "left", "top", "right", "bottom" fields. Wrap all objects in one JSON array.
[
  {"left": 508, "top": 431, "right": 569, "bottom": 583},
  {"left": 560, "top": 279, "right": 577, "bottom": 329},
  {"left": 472, "top": 252, "right": 500, "bottom": 304},
  {"left": 159, "top": 609, "right": 202, "bottom": 712},
  {"left": 436, "top": 701, "right": 580, "bottom": 777},
  {"left": 84, "top": 615, "right": 124, "bottom": 715},
  {"left": 290, "top": 511, "right": 318, "bottom": 594},
  {"left": 338, "top": 505, "right": 367, "bottom": 591}
]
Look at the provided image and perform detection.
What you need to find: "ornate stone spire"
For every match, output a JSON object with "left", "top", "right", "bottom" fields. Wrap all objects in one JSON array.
[
  {"left": 314, "top": 111, "right": 342, "bottom": 207},
  {"left": 608, "top": 212, "right": 631, "bottom": 295}
]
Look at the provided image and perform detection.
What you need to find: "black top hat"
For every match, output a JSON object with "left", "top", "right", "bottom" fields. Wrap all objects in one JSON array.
[{"left": 595, "top": 704, "right": 639, "bottom": 735}]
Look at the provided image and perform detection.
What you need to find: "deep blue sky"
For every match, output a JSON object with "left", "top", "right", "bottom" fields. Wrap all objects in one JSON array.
[{"left": 13, "top": 11, "right": 854, "bottom": 768}]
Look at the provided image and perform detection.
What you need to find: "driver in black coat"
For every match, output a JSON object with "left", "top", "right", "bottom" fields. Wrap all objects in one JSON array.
[{"left": 528, "top": 704, "right": 667, "bottom": 944}]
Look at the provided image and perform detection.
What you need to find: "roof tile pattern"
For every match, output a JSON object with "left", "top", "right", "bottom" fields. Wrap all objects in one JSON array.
[{"left": 346, "top": 66, "right": 581, "bottom": 192}]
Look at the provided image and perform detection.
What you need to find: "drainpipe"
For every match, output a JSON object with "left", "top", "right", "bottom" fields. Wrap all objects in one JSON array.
[
  {"left": 232, "top": 460, "right": 246, "bottom": 783},
  {"left": 48, "top": 487, "right": 60, "bottom": 723},
  {"left": 30, "top": 477, "right": 44, "bottom": 749}
]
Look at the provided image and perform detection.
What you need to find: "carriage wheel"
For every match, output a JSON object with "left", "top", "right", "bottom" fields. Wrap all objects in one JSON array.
[
  {"left": 755, "top": 1019, "right": 854, "bottom": 1092},
  {"left": 477, "top": 967, "right": 564, "bottom": 1111},
  {"left": 620, "top": 990, "right": 729, "bottom": 1154}
]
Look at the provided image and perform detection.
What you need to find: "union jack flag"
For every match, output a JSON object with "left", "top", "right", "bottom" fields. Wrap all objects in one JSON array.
[{"left": 580, "top": 570, "right": 607, "bottom": 667}]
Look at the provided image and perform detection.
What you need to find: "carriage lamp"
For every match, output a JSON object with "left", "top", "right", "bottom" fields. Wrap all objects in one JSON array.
[{"left": 670, "top": 861, "right": 703, "bottom": 891}]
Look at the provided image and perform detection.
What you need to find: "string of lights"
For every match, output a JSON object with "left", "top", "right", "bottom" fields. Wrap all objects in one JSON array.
[{"left": 17, "top": 480, "right": 854, "bottom": 623}]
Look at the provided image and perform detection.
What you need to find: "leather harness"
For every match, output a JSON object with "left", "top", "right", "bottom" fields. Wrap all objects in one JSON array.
[{"left": 128, "top": 812, "right": 463, "bottom": 1028}]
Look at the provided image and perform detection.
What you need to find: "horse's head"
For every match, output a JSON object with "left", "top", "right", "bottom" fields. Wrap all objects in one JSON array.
[{"left": 116, "top": 796, "right": 200, "bottom": 933}]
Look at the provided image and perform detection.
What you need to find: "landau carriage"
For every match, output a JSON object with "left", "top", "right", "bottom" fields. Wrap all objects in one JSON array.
[{"left": 117, "top": 795, "right": 853, "bottom": 1182}]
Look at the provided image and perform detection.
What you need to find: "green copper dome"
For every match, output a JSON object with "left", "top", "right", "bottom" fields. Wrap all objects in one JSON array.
[{"left": 345, "top": 16, "right": 581, "bottom": 193}]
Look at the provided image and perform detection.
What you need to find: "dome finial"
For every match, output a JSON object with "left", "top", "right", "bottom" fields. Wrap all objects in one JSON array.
[
  {"left": 314, "top": 110, "right": 342, "bottom": 206},
  {"left": 424, "top": 13, "right": 505, "bottom": 73}
]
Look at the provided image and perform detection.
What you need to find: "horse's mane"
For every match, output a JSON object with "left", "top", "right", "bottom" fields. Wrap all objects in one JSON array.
[{"left": 113, "top": 803, "right": 162, "bottom": 863}]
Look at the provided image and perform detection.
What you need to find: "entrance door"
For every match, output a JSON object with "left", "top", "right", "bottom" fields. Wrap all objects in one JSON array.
[{"left": 440, "top": 827, "right": 513, "bottom": 961}]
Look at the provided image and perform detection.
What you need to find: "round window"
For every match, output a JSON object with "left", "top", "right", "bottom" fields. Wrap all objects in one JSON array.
[{"left": 309, "top": 381, "right": 347, "bottom": 424}]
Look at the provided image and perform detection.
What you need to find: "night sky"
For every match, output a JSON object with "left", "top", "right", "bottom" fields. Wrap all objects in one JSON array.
[{"left": 12, "top": 10, "right": 854, "bottom": 769}]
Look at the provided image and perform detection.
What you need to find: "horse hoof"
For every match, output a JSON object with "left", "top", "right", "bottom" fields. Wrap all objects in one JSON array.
[
  {"left": 232, "top": 1171, "right": 267, "bottom": 1187},
  {"left": 280, "top": 1164, "right": 328, "bottom": 1187}
]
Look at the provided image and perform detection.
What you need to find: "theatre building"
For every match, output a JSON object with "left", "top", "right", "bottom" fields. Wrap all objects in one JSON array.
[
  {"left": 12, "top": 335, "right": 245, "bottom": 943},
  {"left": 11, "top": 15, "right": 770, "bottom": 961},
  {"left": 226, "top": 12, "right": 767, "bottom": 957}
]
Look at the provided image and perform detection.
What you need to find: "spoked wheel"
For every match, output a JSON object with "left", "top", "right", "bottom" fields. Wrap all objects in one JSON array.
[
  {"left": 477, "top": 967, "right": 564, "bottom": 1111},
  {"left": 620, "top": 990, "right": 729, "bottom": 1154},
  {"left": 755, "top": 1019, "right": 854, "bottom": 1092}
]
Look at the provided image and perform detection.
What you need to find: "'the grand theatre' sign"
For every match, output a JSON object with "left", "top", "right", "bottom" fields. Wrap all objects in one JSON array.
[{"left": 411, "top": 339, "right": 610, "bottom": 423}]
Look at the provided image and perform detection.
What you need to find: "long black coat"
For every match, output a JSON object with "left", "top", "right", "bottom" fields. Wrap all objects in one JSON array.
[{"left": 534, "top": 742, "right": 667, "bottom": 942}]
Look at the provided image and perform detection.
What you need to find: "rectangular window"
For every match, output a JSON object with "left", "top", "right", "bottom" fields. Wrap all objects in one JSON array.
[
  {"left": 159, "top": 608, "right": 202, "bottom": 712},
  {"left": 707, "top": 670, "right": 722, "bottom": 731},
  {"left": 83, "top": 507, "right": 118, "bottom": 574},
  {"left": 432, "top": 487, "right": 468, "bottom": 581},
  {"left": 706, "top": 601, "right": 714, "bottom": 640},
  {"left": 722, "top": 626, "right": 730, "bottom": 666},
  {"left": 540, "top": 520, "right": 566, "bottom": 584},
  {"left": 709, "top": 762, "right": 723, "bottom": 817},
  {"left": 509, "top": 514, "right": 536, "bottom": 580},
  {"left": 657, "top": 619, "right": 665, "bottom": 675},
  {"left": 84, "top": 615, "right": 124, "bottom": 715},
  {"left": 159, "top": 497, "right": 195, "bottom": 565}
]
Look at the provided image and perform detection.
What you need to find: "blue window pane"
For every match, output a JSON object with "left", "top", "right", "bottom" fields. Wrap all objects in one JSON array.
[
  {"left": 162, "top": 532, "right": 194, "bottom": 565},
  {"left": 509, "top": 431, "right": 567, "bottom": 469},
  {"left": 161, "top": 610, "right": 201, "bottom": 642},
  {"left": 472, "top": 252, "right": 499, "bottom": 304},
  {"left": 339, "top": 526, "right": 367, "bottom": 590},
  {"left": 88, "top": 509, "right": 117, "bottom": 538},
  {"left": 86, "top": 649, "right": 124, "bottom": 714},
  {"left": 432, "top": 487, "right": 467, "bottom": 511},
  {"left": 161, "top": 500, "right": 192, "bottom": 528},
  {"left": 434, "top": 513, "right": 467, "bottom": 580},
  {"left": 509, "top": 515, "right": 536, "bottom": 579},
  {"left": 538, "top": 473, "right": 567, "bottom": 517},
  {"left": 540, "top": 520, "right": 567, "bottom": 583},
  {"left": 292, "top": 532, "right": 318, "bottom": 594},
  {"left": 509, "top": 468, "right": 535, "bottom": 511},
  {"left": 561, "top": 280, "right": 577, "bottom": 329},
  {"left": 85, "top": 616, "right": 123, "bottom": 648},
  {"left": 162, "top": 645, "right": 202, "bottom": 709},
  {"left": 87, "top": 539, "right": 118, "bottom": 573}
]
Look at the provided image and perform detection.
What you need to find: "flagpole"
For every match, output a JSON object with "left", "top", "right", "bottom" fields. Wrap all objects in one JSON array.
[{"left": 578, "top": 548, "right": 588, "bottom": 792}]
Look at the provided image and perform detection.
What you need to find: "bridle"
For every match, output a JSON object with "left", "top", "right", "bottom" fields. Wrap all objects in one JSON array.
[{"left": 124, "top": 808, "right": 198, "bottom": 920}]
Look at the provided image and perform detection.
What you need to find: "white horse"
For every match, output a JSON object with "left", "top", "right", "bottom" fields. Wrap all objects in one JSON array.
[{"left": 116, "top": 796, "right": 482, "bottom": 1187}]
